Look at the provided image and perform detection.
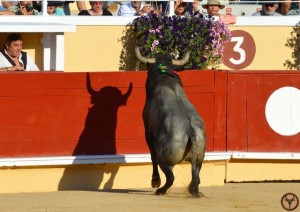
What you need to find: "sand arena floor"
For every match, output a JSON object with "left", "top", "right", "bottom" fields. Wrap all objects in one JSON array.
[{"left": 1, "top": 183, "right": 299, "bottom": 211}]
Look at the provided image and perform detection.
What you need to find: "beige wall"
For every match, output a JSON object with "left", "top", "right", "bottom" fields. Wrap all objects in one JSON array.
[
  {"left": 0, "top": 161, "right": 226, "bottom": 193},
  {"left": 64, "top": 26, "right": 134, "bottom": 72},
  {"left": 220, "top": 26, "right": 293, "bottom": 70},
  {"left": 226, "top": 160, "right": 300, "bottom": 182},
  {"left": 1, "top": 160, "right": 300, "bottom": 193},
  {"left": 0, "top": 26, "right": 294, "bottom": 72},
  {"left": 63, "top": 25, "right": 295, "bottom": 72}
]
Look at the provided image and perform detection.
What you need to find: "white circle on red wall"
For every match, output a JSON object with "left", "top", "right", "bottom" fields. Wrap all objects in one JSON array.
[{"left": 265, "top": 86, "right": 300, "bottom": 136}]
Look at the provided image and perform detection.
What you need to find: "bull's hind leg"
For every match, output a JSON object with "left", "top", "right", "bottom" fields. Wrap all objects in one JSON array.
[
  {"left": 189, "top": 121, "right": 206, "bottom": 197},
  {"left": 189, "top": 162, "right": 202, "bottom": 197},
  {"left": 155, "top": 164, "right": 174, "bottom": 195},
  {"left": 145, "top": 132, "right": 161, "bottom": 188},
  {"left": 151, "top": 154, "right": 161, "bottom": 188}
]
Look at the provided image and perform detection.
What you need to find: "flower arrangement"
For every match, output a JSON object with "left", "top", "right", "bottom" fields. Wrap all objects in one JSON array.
[{"left": 133, "top": 12, "right": 231, "bottom": 70}]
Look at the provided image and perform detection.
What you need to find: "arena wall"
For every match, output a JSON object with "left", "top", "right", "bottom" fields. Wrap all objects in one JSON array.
[
  {"left": 0, "top": 14, "right": 299, "bottom": 193},
  {"left": 0, "top": 71, "right": 300, "bottom": 193}
]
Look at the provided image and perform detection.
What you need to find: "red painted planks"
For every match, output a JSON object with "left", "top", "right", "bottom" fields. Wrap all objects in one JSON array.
[{"left": 0, "top": 71, "right": 222, "bottom": 157}]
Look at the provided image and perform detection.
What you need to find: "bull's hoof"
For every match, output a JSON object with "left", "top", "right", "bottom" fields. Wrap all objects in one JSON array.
[
  {"left": 189, "top": 187, "right": 200, "bottom": 198},
  {"left": 155, "top": 188, "right": 167, "bottom": 195},
  {"left": 151, "top": 178, "right": 161, "bottom": 188},
  {"left": 191, "top": 192, "right": 200, "bottom": 198}
]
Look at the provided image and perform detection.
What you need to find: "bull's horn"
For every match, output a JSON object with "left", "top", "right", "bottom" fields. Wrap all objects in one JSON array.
[
  {"left": 121, "top": 82, "right": 133, "bottom": 106},
  {"left": 86, "top": 72, "right": 97, "bottom": 96},
  {"left": 172, "top": 51, "right": 191, "bottom": 66},
  {"left": 135, "top": 46, "right": 156, "bottom": 64}
]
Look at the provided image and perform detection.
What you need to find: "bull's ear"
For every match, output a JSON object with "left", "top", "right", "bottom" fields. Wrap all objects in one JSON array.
[
  {"left": 172, "top": 51, "right": 191, "bottom": 66},
  {"left": 135, "top": 46, "right": 156, "bottom": 64}
]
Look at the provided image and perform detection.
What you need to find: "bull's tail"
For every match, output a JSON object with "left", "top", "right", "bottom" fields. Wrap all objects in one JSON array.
[
  {"left": 190, "top": 117, "right": 206, "bottom": 162},
  {"left": 189, "top": 117, "right": 206, "bottom": 196}
]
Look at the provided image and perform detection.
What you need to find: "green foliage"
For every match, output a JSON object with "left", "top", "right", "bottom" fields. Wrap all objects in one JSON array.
[{"left": 284, "top": 22, "right": 300, "bottom": 70}]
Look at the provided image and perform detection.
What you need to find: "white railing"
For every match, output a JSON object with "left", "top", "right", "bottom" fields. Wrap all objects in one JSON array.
[{"left": 2, "top": 152, "right": 300, "bottom": 167}]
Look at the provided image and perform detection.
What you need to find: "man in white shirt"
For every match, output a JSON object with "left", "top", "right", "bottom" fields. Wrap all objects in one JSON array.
[
  {"left": 252, "top": 0, "right": 282, "bottom": 16},
  {"left": 118, "top": 1, "right": 154, "bottom": 16},
  {"left": 0, "top": 33, "right": 39, "bottom": 72}
]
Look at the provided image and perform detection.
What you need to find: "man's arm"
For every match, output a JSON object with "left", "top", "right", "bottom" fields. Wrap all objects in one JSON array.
[
  {"left": 2, "top": 1, "right": 13, "bottom": 8},
  {"left": 76, "top": 1, "right": 87, "bottom": 11},
  {"left": 118, "top": 4, "right": 135, "bottom": 16},
  {"left": 0, "top": 66, "right": 25, "bottom": 72},
  {"left": 0, "top": 54, "right": 25, "bottom": 71},
  {"left": 0, "top": 10, "right": 15, "bottom": 15},
  {"left": 0, "top": 67, "right": 9, "bottom": 72}
]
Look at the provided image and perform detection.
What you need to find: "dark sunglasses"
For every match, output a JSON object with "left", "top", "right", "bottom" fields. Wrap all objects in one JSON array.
[{"left": 265, "top": 3, "right": 275, "bottom": 7}]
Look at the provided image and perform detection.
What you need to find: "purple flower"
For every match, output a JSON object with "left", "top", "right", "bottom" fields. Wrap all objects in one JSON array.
[
  {"left": 149, "top": 29, "right": 155, "bottom": 34},
  {"left": 133, "top": 13, "right": 231, "bottom": 69}
]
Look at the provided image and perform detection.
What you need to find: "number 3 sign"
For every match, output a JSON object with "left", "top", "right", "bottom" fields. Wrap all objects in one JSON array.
[{"left": 223, "top": 30, "right": 256, "bottom": 70}]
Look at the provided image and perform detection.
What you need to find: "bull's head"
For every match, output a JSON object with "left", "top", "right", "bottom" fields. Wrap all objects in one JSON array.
[
  {"left": 86, "top": 73, "right": 133, "bottom": 106},
  {"left": 135, "top": 46, "right": 191, "bottom": 66}
]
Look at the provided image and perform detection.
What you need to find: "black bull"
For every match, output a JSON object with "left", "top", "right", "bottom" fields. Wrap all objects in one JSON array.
[{"left": 137, "top": 49, "right": 206, "bottom": 197}]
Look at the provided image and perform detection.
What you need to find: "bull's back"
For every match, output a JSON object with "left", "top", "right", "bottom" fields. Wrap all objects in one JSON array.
[{"left": 144, "top": 84, "right": 193, "bottom": 139}]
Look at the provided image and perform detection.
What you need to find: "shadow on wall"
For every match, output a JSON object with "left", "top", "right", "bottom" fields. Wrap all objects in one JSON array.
[
  {"left": 118, "top": 24, "right": 146, "bottom": 71},
  {"left": 57, "top": 164, "right": 122, "bottom": 191},
  {"left": 58, "top": 73, "right": 133, "bottom": 191}
]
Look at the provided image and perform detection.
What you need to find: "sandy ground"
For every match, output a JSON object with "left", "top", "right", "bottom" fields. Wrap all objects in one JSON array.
[{"left": 0, "top": 183, "right": 299, "bottom": 212}]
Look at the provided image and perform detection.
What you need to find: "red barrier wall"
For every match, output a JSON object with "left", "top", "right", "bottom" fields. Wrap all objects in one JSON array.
[
  {"left": 227, "top": 71, "right": 300, "bottom": 152},
  {"left": 0, "top": 71, "right": 226, "bottom": 157}
]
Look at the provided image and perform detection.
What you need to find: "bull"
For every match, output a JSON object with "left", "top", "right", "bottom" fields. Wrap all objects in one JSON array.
[{"left": 135, "top": 47, "right": 206, "bottom": 197}]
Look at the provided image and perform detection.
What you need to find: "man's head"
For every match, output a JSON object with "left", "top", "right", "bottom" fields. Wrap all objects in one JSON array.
[
  {"left": 263, "top": 1, "right": 279, "bottom": 15},
  {"left": 47, "top": 4, "right": 55, "bottom": 15},
  {"left": 19, "top": 1, "right": 32, "bottom": 5},
  {"left": 202, "top": 0, "right": 225, "bottom": 16},
  {"left": 131, "top": 1, "right": 142, "bottom": 9},
  {"left": 19, "top": 1, "right": 33, "bottom": 10},
  {"left": 90, "top": 1, "right": 104, "bottom": 7},
  {"left": 175, "top": 2, "right": 187, "bottom": 15},
  {"left": 5, "top": 33, "right": 23, "bottom": 58}
]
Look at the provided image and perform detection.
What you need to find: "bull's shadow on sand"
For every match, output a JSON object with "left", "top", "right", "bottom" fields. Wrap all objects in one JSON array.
[
  {"left": 58, "top": 73, "right": 132, "bottom": 191},
  {"left": 99, "top": 188, "right": 206, "bottom": 199}
]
